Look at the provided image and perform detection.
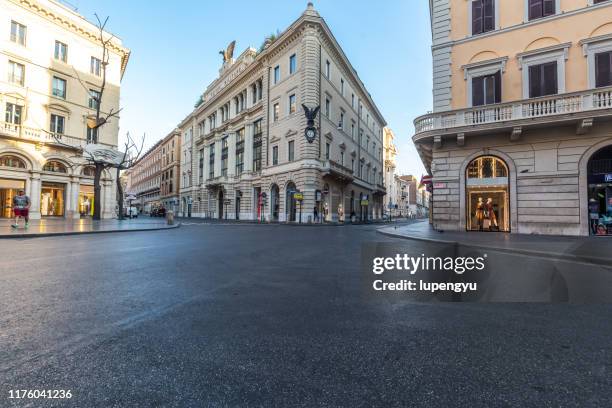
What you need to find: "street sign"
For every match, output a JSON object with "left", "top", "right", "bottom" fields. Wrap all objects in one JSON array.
[
  {"left": 294, "top": 193, "right": 304, "bottom": 201},
  {"left": 434, "top": 182, "right": 446, "bottom": 189},
  {"left": 360, "top": 200, "right": 369, "bottom": 206}
]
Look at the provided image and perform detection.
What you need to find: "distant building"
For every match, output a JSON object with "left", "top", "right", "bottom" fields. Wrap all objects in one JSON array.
[
  {"left": 383, "top": 127, "right": 398, "bottom": 214},
  {"left": 1, "top": 0, "right": 129, "bottom": 219}
]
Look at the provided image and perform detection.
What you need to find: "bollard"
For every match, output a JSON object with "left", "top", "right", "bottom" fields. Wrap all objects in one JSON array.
[{"left": 166, "top": 210, "right": 174, "bottom": 225}]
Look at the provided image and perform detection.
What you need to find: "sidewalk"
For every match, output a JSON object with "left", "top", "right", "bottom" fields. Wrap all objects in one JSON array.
[
  {"left": 175, "top": 216, "right": 420, "bottom": 227},
  {"left": 0, "top": 218, "right": 178, "bottom": 238},
  {"left": 378, "top": 220, "right": 612, "bottom": 266}
]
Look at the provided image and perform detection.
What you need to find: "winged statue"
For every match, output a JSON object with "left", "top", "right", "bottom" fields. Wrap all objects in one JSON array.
[
  {"left": 219, "top": 41, "right": 236, "bottom": 63},
  {"left": 302, "top": 104, "right": 320, "bottom": 127}
]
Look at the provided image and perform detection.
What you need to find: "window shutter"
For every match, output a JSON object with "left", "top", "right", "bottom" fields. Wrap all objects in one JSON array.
[
  {"left": 472, "top": 76, "right": 485, "bottom": 106},
  {"left": 529, "top": 65, "right": 541, "bottom": 98},
  {"left": 494, "top": 71, "right": 502, "bottom": 103},
  {"left": 483, "top": 0, "right": 495, "bottom": 31},
  {"left": 543, "top": 62, "right": 558, "bottom": 95},
  {"left": 529, "top": 0, "right": 543, "bottom": 20},
  {"left": 484, "top": 75, "right": 495, "bottom": 105},
  {"left": 595, "top": 52, "right": 612, "bottom": 88},
  {"left": 472, "top": 0, "right": 483, "bottom": 35},
  {"left": 543, "top": 0, "right": 555, "bottom": 16}
]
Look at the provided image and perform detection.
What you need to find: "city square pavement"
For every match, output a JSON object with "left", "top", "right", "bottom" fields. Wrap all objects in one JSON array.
[{"left": 1, "top": 222, "right": 612, "bottom": 407}]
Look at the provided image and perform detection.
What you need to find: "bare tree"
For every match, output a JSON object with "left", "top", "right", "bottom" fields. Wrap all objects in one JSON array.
[{"left": 115, "top": 132, "right": 145, "bottom": 220}]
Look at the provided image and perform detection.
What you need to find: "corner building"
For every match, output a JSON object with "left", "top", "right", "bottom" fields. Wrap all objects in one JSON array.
[
  {"left": 0, "top": 0, "right": 129, "bottom": 219},
  {"left": 179, "top": 3, "right": 386, "bottom": 222},
  {"left": 415, "top": 0, "right": 612, "bottom": 236}
]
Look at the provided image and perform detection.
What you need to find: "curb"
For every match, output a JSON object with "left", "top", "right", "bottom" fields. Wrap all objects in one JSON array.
[
  {"left": 0, "top": 223, "right": 181, "bottom": 239},
  {"left": 376, "top": 227, "right": 612, "bottom": 268}
]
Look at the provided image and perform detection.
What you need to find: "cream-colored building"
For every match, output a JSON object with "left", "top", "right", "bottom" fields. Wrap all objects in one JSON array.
[
  {"left": 383, "top": 127, "right": 398, "bottom": 214},
  {"left": 126, "top": 139, "right": 162, "bottom": 214},
  {"left": 0, "top": 0, "right": 129, "bottom": 219},
  {"left": 179, "top": 3, "right": 386, "bottom": 222},
  {"left": 414, "top": 0, "right": 612, "bottom": 236}
]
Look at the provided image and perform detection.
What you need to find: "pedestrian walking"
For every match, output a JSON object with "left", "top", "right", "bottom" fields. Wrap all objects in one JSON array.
[
  {"left": 12, "top": 189, "right": 31, "bottom": 229},
  {"left": 313, "top": 206, "right": 319, "bottom": 223}
]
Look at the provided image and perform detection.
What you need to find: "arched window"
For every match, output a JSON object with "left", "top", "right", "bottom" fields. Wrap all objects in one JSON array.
[
  {"left": 0, "top": 155, "right": 26, "bottom": 168},
  {"left": 467, "top": 156, "right": 507, "bottom": 179},
  {"left": 82, "top": 166, "right": 96, "bottom": 177},
  {"left": 43, "top": 160, "right": 67, "bottom": 173}
]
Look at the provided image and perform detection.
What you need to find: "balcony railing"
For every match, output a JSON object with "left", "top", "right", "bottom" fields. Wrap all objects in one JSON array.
[
  {"left": 323, "top": 159, "right": 354, "bottom": 182},
  {"left": 414, "top": 87, "right": 612, "bottom": 135},
  {"left": 1, "top": 121, "right": 85, "bottom": 149}
]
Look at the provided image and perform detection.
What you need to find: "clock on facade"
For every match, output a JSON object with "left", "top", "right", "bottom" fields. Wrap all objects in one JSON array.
[{"left": 305, "top": 127, "right": 317, "bottom": 143}]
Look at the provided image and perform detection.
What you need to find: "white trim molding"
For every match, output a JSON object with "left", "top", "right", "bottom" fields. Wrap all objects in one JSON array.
[
  {"left": 462, "top": 56, "right": 508, "bottom": 107},
  {"left": 580, "top": 33, "right": 612, "bottom": 89},
  {"left": 517, "top": 42, "right": 571, "bottom": 98}
]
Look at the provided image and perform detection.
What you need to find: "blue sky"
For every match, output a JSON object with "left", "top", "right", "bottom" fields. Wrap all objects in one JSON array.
[{"left": 71, "top": 0, "right": 433, "bottom": 177}]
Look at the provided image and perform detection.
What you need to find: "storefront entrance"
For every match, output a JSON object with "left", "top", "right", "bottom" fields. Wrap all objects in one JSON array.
[
  {"left": 79, "top": 185, "right": 94, "bottom": 217},
  {"left": 0, "top": 179, "right": 25, "bottom": 218},
  {"left": 40, "top": 182, "right": 65, "bottom": 217},
  {"left": 587, "top": 145, "right": 612, "bottom": 236},
  {"left": 465, "top": 156, "right": 510, "bottom": 232}
]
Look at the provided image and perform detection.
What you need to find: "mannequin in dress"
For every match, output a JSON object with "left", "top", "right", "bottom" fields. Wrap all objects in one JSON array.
[
  {"left": 475, "top": 197, "right": 485, "bottom": 230},
  {"left": 486, "top": 197, "right": 498, "bottom": 230}
]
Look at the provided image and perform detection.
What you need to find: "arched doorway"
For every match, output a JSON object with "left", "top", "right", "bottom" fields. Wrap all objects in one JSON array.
[
  {"left": 587, "top": 145, "right": 612, "bottom": 236},
  {"left": 270, "top": 184, "right": 279, "bottom": 221},
  {"left": 218, "top": 189, "right": 224, "bottom": 219},
  {"left": 286, "top": 182, "right": 297, "bottom": 222},
  {"left": 465, "top": 155, "right": 510, "bottom": 232}
]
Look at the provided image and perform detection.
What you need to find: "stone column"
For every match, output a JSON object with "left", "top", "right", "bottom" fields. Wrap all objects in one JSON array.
[
  {"left": 72, "top": 179, "right": 80, "bottom": 219},
  {"left": 29, "top": 172, "right": 41, "bottom": 219},
  {"left": 244, "top": 124, "right": 254, "bottom": 172},
  {"left": 203, "top": 145, "right": 210, "bottom": 182},
  {"left": 102, "top": 179, "right": 114, "bottom": 219},
  {"left": 65, "top": 180, "right": 72, "bottom": 218},
  {"left": 227, "top": 132, "right": 236, "bottom": 177}
]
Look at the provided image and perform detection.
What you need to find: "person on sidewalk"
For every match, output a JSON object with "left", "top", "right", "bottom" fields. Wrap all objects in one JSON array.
[
  {"left": 313, "top": 206, "right": 319, "bottom": 223},
  {"left": 12, "top": 189, "right": 31, "bottom": 229}
]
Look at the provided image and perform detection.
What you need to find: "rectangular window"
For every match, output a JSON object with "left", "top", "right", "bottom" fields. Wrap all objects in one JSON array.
[
  {"left": 52, "top": 76, "right": 67, "bottom": 99},
  {"left": 274, "top": 65, "right": 280, "bottom": 84},
  {"left": 288, "top": 140, "right": 295, "bottom": 162},
  {"left": 209, "top": 144, "right": 215, "bottom": 179},
  {"left": 8, "top": 61, "right": 25, "bottom": 85},
  {"left": 528, "top": 62, "right": 558, "bottom": 98},
  {"left": 325, "top": 142, "right": 330, "bottom": 160},
  {"left": 199, "top": 149, "right": 204, "bottom": 183},
  {"left": 339, "top": 111, "right": 344, "bottom": 130},
  {"left": 351, "top": 159, "right": 355, "bottom": 173},
  {"left": 236, "top": 128, "right": 245, "bottom": 174},
  {"left": 351, "top": 124, "right": 355, "bottom": 140},
  {"left": 289, "top": 54, "right": 297, "bottom": 74},
  {"left": 472, "top": 0, "right": 495, "bottom": 35},
  {"left": 272, "top": 145, "right": 279, "bottom": 165},
  {"left": 340, "top": 151, "right": 344, "bottom": 166},
  {"left": 273, "top": 103, "right": 280, "bottom": 122},
  {"left": 55, "top": 41, "right": 67, "bottom": 62},
  {"left": 472, "top": 71, "right": 501, "bottom": 106},
  {"left": 325, "top": 98, "right": 330, "bottom": 117},
  {"left": 253, "top": 119, "right": 263, "bottom": 171},
  {"left": 325, "top": 60, "right": 331, "bottom": 78},
  {"left": 50, "top": 114, "right": 65, "bottom": 134},
  {"left": 86, "top": 126, "right": 98, "bottom": 143},
  {"left": 10, "top": 21, "right": 26, "bottom": 45},
  {"left": 221, "top": 137, "right": 228, "bottom": 176},
  {"left": 528, "top": 0, "right": 555, "bottom": 21},
  {"left": 351, "top": 93, "right": 355, "bottom": 108},
  {"left": 91, "top": 57, "right": 101, "bottom": 76},
  {"left": 340, "top": 78, "right": 345, "bottom": 95},
  {"left": 5, "top": 103, "right": 23, "bottom": 125},
  {"left": 89, "top": 89, "right": 101, "bottom": 109},
  {"left": 595, "top": 51, "right": 612, "bottom": 88},
  {"left": 289, "top": 94, "right": 296, "bottom": 114}
]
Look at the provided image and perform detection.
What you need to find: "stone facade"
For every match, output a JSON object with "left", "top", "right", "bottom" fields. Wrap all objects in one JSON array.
[
  {"left": 0, "top": 0, "right": 129, "bottom": 220},
  {"left": 178, "top": 4, "right": 386, "bottom": 222},
  {"left": 383, "top": 127, "right": 398, "bottom": 214},
  {"left": 415, "top": 0, "right": 612, "bottom": 236}
]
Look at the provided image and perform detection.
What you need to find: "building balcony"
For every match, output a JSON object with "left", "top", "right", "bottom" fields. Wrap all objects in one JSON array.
[
  {"left": 205, "top": 175, "right": 229, "bottom": 188},
  {"left": 374, "top": 183, "right": 386, "bottom": 196},
  {"left": 413, "top": 87, "right": 612, "bottom": 142},
  {"left": 323, "top": 159, "right": 354, "bottom": 183},
  {"left": 1, "top": 121, "right": 86, "bottom": 150}
]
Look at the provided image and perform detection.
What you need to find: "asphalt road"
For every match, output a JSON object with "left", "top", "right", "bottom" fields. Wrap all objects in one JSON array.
[{"left": 1, "top": 223, "right": 611, "bottom": 407}]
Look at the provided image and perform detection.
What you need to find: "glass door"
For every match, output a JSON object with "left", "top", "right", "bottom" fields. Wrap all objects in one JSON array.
[{"left": 40, "top": 182, "right": 65, "bottom": 217}]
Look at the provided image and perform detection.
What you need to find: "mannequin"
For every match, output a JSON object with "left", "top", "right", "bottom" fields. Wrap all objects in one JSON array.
[
  {"left": 475, "top": 197, "right": 485, "bottom": 230},
  {"left": 486, "top": 197, "right": 498, "bottom": 230}
]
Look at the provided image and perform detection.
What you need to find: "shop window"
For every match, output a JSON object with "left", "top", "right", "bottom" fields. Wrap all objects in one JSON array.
[
  {"left": 587, "top": 145, "right": 612, "bottom": 236},
  {"left": 0, "top": 155, "right": 26, "bottom": 168},
  {"left": 466, "top": 156, "right": 509, "bottom": 232},
  {"left": 43, "top": 160, "right": 67, "bottom": 173}
]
